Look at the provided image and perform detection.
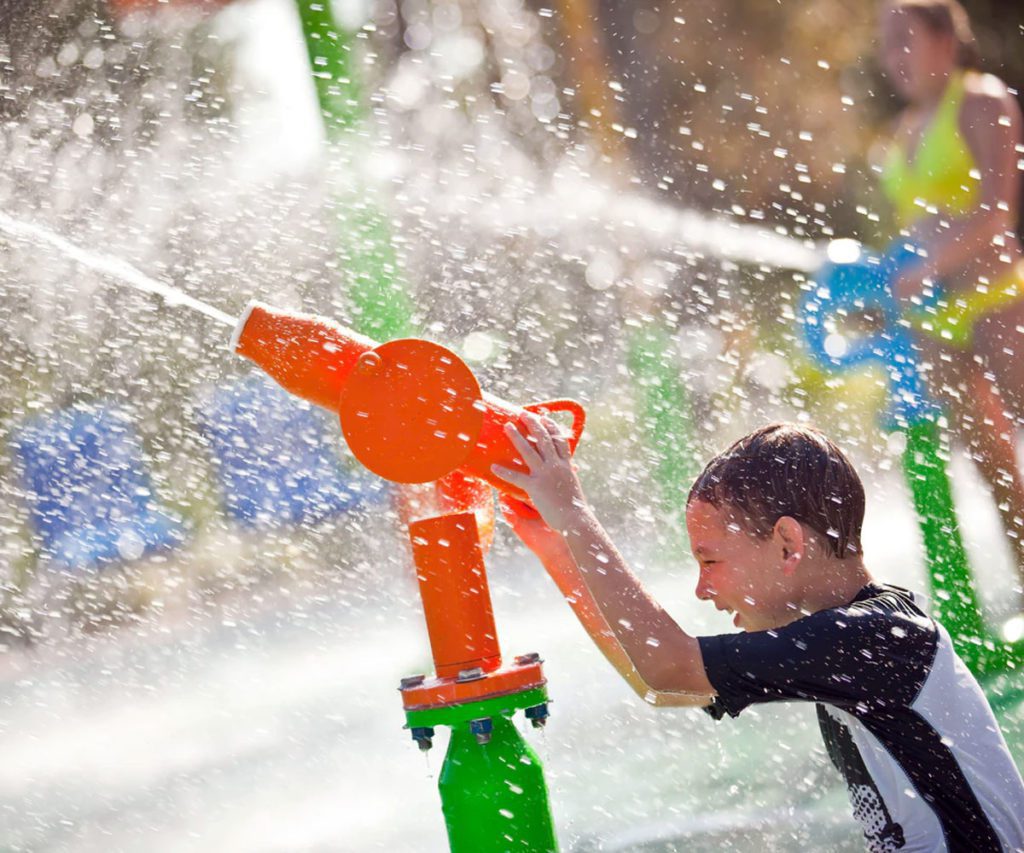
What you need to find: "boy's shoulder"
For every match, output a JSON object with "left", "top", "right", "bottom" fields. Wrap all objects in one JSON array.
[
  {"left": 820, "top": 581, "right": 931, "bottom": 626},
  {"left": 797, "top": 581, "right": 937, "bottom": 657},
  {"left": 700, "top": 582, "right": 940, "bottom": 719}
]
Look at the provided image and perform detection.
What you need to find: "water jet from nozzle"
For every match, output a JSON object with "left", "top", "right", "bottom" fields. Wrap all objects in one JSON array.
[{"left": 0, "top": 213, "right": 235, "bottom": 328}]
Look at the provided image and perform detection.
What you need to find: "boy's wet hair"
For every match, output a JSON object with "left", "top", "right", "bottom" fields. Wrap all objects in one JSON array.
[{"left": 687, "top": 423, "right": 865, "bottom": 558}]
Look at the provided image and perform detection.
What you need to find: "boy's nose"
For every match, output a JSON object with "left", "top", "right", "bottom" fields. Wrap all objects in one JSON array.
[{"left": 695, "top": 574, "right": 715, "bottom": 601}]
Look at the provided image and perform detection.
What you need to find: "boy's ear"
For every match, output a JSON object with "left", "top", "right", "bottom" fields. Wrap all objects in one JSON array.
[{"left": 773, "top": 516, "right": 805, "bottom": 576}]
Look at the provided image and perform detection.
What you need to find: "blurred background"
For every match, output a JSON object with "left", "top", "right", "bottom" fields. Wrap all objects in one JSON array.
[{"left": 0, "top": 1, "right": 1022, "bottom": 850}]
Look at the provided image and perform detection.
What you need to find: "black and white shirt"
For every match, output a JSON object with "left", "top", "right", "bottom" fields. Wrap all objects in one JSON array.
[{"left": 699, "top": 583, "right": 1024, "bottom": 851}]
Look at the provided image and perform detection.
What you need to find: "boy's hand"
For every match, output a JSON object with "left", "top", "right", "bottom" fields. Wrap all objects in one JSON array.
[{"left": 491, "top": 412, "right": 588, "bottom": 534}]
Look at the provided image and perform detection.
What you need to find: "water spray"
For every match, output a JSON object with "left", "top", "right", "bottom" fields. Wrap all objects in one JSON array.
[
  {"left": 232, "top": 301, "right": 582, "bottom": 852},
  {"left": 0, "top": 206, "right": 567, "bottom": 846}
]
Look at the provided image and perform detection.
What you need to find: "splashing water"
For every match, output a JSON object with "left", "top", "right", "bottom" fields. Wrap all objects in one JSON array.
[{"left": 0, "top": 212, "right": 236, "bottom": 328}]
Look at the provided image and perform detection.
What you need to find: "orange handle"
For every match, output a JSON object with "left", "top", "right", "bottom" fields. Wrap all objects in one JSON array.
[{"left": 523, "top": 399, "right": 587, "bottom": 453}]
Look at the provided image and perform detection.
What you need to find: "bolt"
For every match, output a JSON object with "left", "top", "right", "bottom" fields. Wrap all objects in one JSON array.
[
  {"left": 399, "top": 674, "right": 426, "bottom": 690},
  {"left": 456, "top": 666, "right": 484, "bottom": 682},
  {"left": 357, "top": 351, "right": 382, "bottom": 374},
  {"left": 514, "top": 652, "right": 542, "bottom": 667},
  {"left": 469, "top": 717, "right": 493, "bottom": 745},
  {"left": 410, "top": 726, "right": 434, "bottom": 751},
  {"left": 525, "top": 702, "right": 550, "bottom": 729}
]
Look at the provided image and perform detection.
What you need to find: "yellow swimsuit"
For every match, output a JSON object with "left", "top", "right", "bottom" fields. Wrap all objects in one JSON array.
[{"left": 880, "top": 71, "right": 1024, "bottom": 347}]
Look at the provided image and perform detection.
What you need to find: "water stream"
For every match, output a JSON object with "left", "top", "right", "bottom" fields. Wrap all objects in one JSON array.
[{"left": 0, "top": 212, "right": 236, "bottom": 329}]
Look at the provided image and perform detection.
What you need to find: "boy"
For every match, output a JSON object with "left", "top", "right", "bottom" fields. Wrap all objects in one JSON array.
[{"left": 492, "top": 418, "right": 1024, "bottom": 851}]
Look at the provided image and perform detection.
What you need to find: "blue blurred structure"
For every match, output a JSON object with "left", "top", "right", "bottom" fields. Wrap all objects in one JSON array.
[
  {"left": 800, "top": 240, "right": 940, "bottom": 428},
  {"left": 198, "top": 374, "right": 387, "bottom": 527},
  {"left": 11, "top": 404, "right": 188, "bottom": 572}
]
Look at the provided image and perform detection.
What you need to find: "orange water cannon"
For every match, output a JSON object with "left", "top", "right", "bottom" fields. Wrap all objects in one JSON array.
[
  {"left": 230, "top": 301, "right": 573, "bottom": 850},
  {"left": 230, "top": 301, "right": 586, "bottom": 504},
  {"left": 229, "top": 300, "right": 587, "bottom": 707}
]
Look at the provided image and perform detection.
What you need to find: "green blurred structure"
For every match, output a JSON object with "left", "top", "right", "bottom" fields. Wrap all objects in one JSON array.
[
  {"left": 627, "top": 323, "right": 698, "bottom": 548},
  {"left": 901, "top": 421, "right": 1024, "bottom": 691},
  {"left": 294, "top": 0, "right": 413, "bottom": 341}
]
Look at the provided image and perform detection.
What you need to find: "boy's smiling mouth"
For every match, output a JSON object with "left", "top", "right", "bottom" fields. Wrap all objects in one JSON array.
[{"left": 713, "top": 602, "right": 742, "bottom": 627}]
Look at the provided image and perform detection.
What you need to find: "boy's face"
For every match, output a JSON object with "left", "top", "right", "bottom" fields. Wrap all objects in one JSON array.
[{"left": 686, "top": 499, "right": 796, "bottom": 633}]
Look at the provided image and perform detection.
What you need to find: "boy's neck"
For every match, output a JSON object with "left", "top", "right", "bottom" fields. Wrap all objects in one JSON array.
[{"left": 779, "top": 557, "right": 874, "bottom": 628}]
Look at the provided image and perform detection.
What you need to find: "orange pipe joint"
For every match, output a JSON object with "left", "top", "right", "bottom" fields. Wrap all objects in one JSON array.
[{"left": 230, "top": 301, "right": 587, "bottom": 503}]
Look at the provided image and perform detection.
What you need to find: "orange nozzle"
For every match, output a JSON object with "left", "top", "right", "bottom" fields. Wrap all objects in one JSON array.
[
  {"left": 230, "top": 300, "right": 377, "bottom": 412},
  {"left": 231, "top": 302, "right": 587, "bottom": 503}
]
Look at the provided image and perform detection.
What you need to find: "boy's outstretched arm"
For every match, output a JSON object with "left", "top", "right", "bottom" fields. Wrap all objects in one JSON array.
[{"left": 493, "top": 413, "right": 714, "bottom": 707}]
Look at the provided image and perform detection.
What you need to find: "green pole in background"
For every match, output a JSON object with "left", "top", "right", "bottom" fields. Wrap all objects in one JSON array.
[
  {"left": 293, "top": 0, "right": 414, "bottom": 341},
  {"left": 900, "top": 421, "right": 985, "bottom": 664},
  {"left": 627, "top": 323, "right": 698, "bottom": 544},
  {"left": 901, "top": 419, "right": 1024, "bottom": 679},
  {"left": 293, "top": 0, "right": 362, "bottom": 134}
]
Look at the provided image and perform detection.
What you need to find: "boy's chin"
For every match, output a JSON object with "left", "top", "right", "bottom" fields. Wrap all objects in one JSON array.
[{"left": 734, "top": 611, "right": 757, "bottom": 631}]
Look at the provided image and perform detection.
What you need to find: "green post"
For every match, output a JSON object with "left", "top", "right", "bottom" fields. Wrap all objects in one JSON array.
[
  {"left": 901, "top": 421, "right": 984, "bottom": 661},
  {"left": 293, "top": 0, "right": 362, "bottom": 137},
  {"left": 293, "top": 0, "right": 415, "bottom": 341},
  {"left": 627, "top": 322, "right": 698, "bottom": 545},
  {"left": 405, "top": 689, "right": 558, "bottom": 852},
  {"left": 901, "top": 419, "right": 1024, "bottom": 677}
]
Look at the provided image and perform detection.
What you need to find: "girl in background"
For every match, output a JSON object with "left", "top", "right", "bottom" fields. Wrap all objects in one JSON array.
[{"left": 879, "top": 0, "right": 1024, "bottom": 584}]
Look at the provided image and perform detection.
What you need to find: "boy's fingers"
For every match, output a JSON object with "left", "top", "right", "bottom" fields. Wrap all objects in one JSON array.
[
  {"left": 522, "top": 411, "right": 557, "bottom": 458},
  {"left": 504, "top": 421, "right": 542, "bottom": 466},
  {"left": 491, "top": 464, "right": 528, "bottom": 488},
  {"left": 543, "top": 417, "right": 571, "bottom": 460}
]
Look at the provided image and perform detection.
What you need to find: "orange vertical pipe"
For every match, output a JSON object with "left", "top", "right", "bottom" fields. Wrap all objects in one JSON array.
[
  {"left": 408, "top": 512, "right": 501, "bottom": 680},
  {"left": 397, "top": 472, "right": 497, "bottom": 553}
]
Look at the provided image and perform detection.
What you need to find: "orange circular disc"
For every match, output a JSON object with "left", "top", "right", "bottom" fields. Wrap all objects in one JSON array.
[{"left": 338, "top": 339, "right": 485, "bottom": 484}]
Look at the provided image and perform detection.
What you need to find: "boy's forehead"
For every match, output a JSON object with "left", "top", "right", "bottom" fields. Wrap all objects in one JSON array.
[{"left": 686, "top": 499, "right": 748, "bottom": 540}]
